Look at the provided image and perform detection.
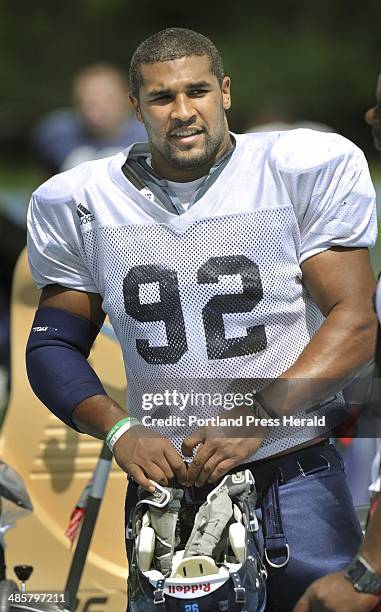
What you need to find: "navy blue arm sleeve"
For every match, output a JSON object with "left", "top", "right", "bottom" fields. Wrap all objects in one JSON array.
[{"left": 26, "top": 307, "right": 107, "bottom": 429}]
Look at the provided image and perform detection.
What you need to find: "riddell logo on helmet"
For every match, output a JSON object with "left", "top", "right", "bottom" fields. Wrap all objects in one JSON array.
[
  {"left": 167, "top": 583, "right": 211, "bottom": 594},
  {"left": 150, "top": 572, "right": 229, "bottom": 598}
]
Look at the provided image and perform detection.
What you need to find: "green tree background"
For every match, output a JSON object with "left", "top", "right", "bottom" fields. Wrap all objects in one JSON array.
[{"left": 0, "top": 0, "right": 380, "bottom": 163}]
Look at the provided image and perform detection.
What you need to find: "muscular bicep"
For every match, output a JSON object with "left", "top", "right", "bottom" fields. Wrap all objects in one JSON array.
[
  {"left": 301, "top": 247, "right": 376, "bottom": 318},
  {"left": 38, "top": 284, "right": 105, "bottom": 329}
]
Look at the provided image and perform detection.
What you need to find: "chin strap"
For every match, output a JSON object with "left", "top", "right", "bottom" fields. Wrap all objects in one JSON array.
[
  {"left": 229, "top": 568, "right": 248, "bottom": 611},
  {"left": 152, "top": 576, "right": 167, "bottom": 609}
]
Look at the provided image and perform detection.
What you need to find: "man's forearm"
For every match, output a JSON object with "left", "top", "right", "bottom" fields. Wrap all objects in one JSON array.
[
  {"left": 258, "top": 305, "right": 377, "bottom": 416},
  {"left": 71, "top": 394, "right": 130, "bottom": 438}
]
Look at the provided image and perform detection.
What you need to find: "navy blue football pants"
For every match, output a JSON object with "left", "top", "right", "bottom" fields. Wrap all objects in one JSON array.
[{"left": 255, "top": 443, "right": 362, "bottom": 611}]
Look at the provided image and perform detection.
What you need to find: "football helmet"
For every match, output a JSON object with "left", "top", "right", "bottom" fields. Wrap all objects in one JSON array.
[{"left": 126, "top": 470, "right": 266, "bottom": 611}]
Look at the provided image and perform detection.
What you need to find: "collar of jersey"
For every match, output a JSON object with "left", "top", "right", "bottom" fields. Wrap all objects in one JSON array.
[{"left": 113, "top": 133, "right": 236, "bottom": 216}]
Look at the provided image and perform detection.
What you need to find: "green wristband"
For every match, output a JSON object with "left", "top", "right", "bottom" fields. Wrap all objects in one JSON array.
[{"left": 105, "top": 417, "right": 131, "bottom": 446}]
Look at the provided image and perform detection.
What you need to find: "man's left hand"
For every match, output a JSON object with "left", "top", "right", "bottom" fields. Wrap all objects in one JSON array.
[
  {"left": 293, "top": 571, "right": 381, "bottom": 612},
  {"left": 181, "top": 407, "right": 266, "bottom": 486}
]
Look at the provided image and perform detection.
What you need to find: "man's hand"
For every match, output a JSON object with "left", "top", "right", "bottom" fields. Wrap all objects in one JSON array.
[
  {"left": 293, "top": 571, "right": 381, "bottom": 612},
  {"left": 181, "top": 407, "right": 266, "bottom": 487},
  {"left": 113, "top": 425, "right": 188, "bottom": 492}
]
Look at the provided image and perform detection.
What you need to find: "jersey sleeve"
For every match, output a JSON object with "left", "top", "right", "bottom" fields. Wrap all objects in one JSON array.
[
  {"left": 27, "top": 183, "right": 98, "bottom": 293},
  {"left": 274, "top": 130, "right": 378, "bottom": 264}
]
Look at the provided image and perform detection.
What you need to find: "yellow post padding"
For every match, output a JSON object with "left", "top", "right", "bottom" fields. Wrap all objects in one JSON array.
[{"left": 2, "top": 248, "right": 129, "bottom": 611}]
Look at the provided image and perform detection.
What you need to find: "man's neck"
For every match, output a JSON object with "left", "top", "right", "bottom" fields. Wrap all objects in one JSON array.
[{"left": 151, "top": 132, "right": 233, "bottom": 182}]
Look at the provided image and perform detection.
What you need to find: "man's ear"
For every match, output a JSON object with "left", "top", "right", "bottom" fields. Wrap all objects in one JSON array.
[
  {"left": 222, "top": 76, "right": 231, "bottom": 110},
  {"left": 129, "top": 94, "right": 143, "bottom": 122}
]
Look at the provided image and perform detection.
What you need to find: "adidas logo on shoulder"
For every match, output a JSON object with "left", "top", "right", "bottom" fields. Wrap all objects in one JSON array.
[{"left": 77, "top": 203, "right": 95, "bottom": 225}]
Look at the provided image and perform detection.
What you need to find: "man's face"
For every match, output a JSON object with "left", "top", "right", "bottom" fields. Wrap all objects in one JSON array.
[
  {"left": 130, "top": 55, "right": 231, "bottom": 180},
  {"left": 74, "top": 72, "right": 129, "bottom": 136}
]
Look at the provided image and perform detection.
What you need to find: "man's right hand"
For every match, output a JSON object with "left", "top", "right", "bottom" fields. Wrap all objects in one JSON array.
[
  {"left": 113, "top": 425, "right": 188, "bottom": 492},
  {"left": 293, "top": 571, "right": 381, "bottom": 612},
  {"left": 36, "top": 285, "right": 189, "bottom": 492}
]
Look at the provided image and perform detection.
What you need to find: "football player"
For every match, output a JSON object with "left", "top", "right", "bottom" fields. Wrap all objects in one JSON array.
[{"left": 26, "top": 28, "right": 378, "bottom": 611}]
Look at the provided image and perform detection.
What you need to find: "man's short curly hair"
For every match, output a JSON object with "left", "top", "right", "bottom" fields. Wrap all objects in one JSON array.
[{"left": 129, "top": 27, "right": 225, "bottom": 98}]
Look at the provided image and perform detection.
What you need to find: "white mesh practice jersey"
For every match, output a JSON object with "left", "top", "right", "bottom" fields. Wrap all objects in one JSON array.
[{"left": 27, "top": 129, "right": 378, "bottom": 460}]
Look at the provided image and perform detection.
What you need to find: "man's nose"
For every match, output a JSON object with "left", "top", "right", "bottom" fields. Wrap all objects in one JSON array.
[{"left": 171, "top": 94, "right": 196, "bottom": 122}]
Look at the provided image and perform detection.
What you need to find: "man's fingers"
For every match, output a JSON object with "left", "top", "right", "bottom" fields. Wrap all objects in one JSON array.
[
  {"left": 153, "top": 456, "right": 175, "bottom": 483},
  {"left": 194, "top": 456, "right": 220, "bottom": 487},
  {"left": 187, "top": 444, "right": 219, "bottom": 485},
  {"left": 127, "top": 464, "right": 155, "bottom": 492},
  {"left": 163, "top": 446, "right": 188, "bottom": 484},
  {"left": 186, "top": 454, "right": 204, "bottom": 484},
  {"left": 181, "top": 429, "right": 205, "bottom": 456},
  {"left": 208, "top": 457, "right": 238, "bottom": 483},
  {"left": 145, "top": 461, "right": 170, "bottom": 486},
  {"left": 292, "top": 597, "right": 310, "bottom": 612}
]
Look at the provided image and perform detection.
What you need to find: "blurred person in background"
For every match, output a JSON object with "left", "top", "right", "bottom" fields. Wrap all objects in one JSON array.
[
  {"left": 31, "top": 63, "right": 147, "bottom": 174},
  {"left": 0, "top": 64, "right": 147, "bottom": 411},
  {"left": 292, "top": 74, "right": 381, "bottom": 612}
]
